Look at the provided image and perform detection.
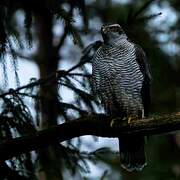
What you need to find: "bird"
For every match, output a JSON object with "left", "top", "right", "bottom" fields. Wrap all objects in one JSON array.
[{"left": 89, "top": 24, "right": 151, "bottom": 172}]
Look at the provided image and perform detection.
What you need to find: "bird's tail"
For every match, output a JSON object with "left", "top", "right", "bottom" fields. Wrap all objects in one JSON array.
[{"left": 119, "top": 135, "right": 146, "bottom": 172}]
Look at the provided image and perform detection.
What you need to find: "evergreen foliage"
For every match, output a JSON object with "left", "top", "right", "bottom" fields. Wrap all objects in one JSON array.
[{"left": 0, "top": 0, "right": 179, "bottom": 179}]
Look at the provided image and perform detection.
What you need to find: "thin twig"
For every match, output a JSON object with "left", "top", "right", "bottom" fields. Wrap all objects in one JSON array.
[
  {"left": 7, "top": 50, "right": 34, "bottom": 61},
  {"left": 66, "top": 59, "right": 89, "bottom": 73},
  {"left": 68, "top": 73, "right": 91, "bottom": 77},
  {"left": 55, "top": 30, "right": 68, "bottom": 52},
  {"left": 0, "top": 70, "right": 91, "bottom": 98},
  {"left": 133, "top": 0, "right": 156, "bottom": 18},
  {"left": 0, "top": 70, "right": 66, "bottom": 98},
  {"left": 137, "top": 12, "right": 162, "bottom": 21}
]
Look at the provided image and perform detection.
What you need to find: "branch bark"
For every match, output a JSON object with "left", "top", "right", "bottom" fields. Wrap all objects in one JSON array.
[{"left": 1, "top": 112, "right": 180, "bottom": 161}]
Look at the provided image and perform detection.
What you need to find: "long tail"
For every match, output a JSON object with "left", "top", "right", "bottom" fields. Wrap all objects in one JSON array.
[{"left": 119, "top": 135, "right": 146, "bottom": 172}]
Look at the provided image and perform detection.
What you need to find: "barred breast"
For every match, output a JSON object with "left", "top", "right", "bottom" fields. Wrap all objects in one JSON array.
[{"left": 92, "top": 39, "right": 144, "bottom": 117}]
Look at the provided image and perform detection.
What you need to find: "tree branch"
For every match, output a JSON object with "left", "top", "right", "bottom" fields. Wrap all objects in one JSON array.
[
  {"left": 7, "top": 50, "right": 35, "bottom": 61},
  {"left": 0, "top": 71, "right": 90, "bottom": 98},
  {"left": 0, "top": 70, "right": 67, "bottom": 98},
  {"left": 55, "top": 29, "right": 68, "bottom": 52},
  {"left": 1, "top": 112, "right": 180, "bottom": 161}
]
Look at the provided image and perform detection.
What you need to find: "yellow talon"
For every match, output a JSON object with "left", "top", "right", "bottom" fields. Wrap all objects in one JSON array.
[
  {"left": 111, "top": 115, "right": 138, "bottom": 127},
  {"left": 127, "top": 115, "right": 138, "bottom": 124},
  {"left": 128, "top": 117, "right": 132, "bottom": 124}
]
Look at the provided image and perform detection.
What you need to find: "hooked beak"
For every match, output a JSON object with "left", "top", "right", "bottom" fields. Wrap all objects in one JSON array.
[{"left": 101, "top": 26, "right": 108, "bottom": 34}]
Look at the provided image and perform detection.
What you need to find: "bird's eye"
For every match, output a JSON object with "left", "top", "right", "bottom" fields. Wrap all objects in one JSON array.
[{"left": 110, "top": 26, "right": 118, "bottom": 32}]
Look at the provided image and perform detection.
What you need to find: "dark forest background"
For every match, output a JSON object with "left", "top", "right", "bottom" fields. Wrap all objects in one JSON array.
[{"left": 0, "top": 0, "right": 180, "bottom": 179}]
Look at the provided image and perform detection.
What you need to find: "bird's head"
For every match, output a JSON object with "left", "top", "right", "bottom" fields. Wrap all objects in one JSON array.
[{"left": 101, "top": 24, "right": 126, "bottom": 44}]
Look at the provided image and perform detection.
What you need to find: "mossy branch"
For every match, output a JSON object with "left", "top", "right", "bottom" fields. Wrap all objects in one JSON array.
[{"left": 0, "top": 112, "right": 180, "bottom": 161}]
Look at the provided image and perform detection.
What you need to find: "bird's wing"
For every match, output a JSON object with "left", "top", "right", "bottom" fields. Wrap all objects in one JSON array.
[
  {"left": 82, "top": 41, "right": 103, "bottom": 95},
  {"left": 82, "top": 40, "right": 102, "bottom": 63},
  {"left": 134, "top": 44, "right": 151, "bottom": 116}
]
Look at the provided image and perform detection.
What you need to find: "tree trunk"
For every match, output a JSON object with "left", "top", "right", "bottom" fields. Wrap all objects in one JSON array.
[{"left": 35, "top": 9, "right": 62, "bottom": 180}]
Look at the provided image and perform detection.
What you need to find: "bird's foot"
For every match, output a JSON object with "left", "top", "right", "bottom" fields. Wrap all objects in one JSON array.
[{"left": 128, "top": 115, "right": 138, "bottom": 124}]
